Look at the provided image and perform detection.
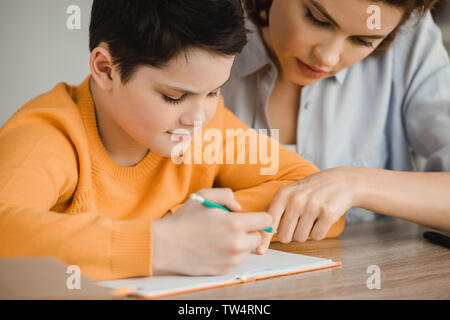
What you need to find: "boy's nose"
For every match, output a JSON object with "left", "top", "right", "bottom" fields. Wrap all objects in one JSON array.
[{"left": 179, "top": 108, "right": 206, "bottom": 127}]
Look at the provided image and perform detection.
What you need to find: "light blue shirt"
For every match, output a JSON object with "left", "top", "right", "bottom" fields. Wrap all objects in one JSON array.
[{"left": 222, "top": 12, "right": 450, "bottom": 223}]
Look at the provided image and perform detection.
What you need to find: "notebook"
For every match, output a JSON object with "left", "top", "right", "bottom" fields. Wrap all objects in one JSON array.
[{"left": 97, "top": 249, "right": 341, "bottom": 299}]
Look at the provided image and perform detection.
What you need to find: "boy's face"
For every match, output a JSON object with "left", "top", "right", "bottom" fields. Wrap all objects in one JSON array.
[{"left": 93, "top": 47, "right": 234, "bottom": 160}]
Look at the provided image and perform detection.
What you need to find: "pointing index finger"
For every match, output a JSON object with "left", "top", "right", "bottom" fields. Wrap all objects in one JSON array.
[{"left": 257, "top": 194, "right": 287, "bottom": 254}]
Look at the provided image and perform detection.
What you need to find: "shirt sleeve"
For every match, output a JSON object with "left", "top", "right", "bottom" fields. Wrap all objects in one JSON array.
[
  {"left": 401, "top": 12, "right": 450, "bottom": 171},
  {"left": 0, "top": 119, "right": 151, "bottom": 281}
]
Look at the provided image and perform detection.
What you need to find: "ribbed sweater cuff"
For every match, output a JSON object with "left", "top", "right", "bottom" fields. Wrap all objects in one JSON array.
[{"left": 111, "top": 219, "right": 152, "bottom": 279}]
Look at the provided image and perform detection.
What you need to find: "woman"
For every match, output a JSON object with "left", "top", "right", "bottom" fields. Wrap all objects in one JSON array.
[{"left": 221, "top": 0, "right": 450, "bottom": 252}]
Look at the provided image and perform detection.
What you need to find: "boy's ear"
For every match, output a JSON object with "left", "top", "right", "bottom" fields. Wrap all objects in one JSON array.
[{"left": 90, "top": 43, "right": 115, "bottom": 92}]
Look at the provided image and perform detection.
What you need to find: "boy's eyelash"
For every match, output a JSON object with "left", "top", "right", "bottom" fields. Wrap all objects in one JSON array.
[
  {"left": 162, "top": 91, "right": 219, "bottom": 105},
  {"left": 162, "top": 94, "right": 186, "bottom": 105},
  {"left": 305, "top": 8, "right": 374, "bottom": 48}
]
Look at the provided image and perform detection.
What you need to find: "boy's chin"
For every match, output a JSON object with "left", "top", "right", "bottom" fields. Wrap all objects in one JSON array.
[
  {"left": 149, "top": 146, "right": 170, "bottom": 158},
  {"left": 151, "top": 145, "right": 181, "bottom": 159},
  {"left": 150, "top": 136, "right": 193, "bottom": 159}
]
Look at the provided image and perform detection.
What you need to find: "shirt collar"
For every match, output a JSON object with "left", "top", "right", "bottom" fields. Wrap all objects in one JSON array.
[
  {"left": 234, "top": 18, "right": 273, "bottom": 78},
  {"left": 333, "top": 68, "right": 349, "bottom": 84},
  {"left": 236, "top": 18, "right": 349, "bottom": 84}
]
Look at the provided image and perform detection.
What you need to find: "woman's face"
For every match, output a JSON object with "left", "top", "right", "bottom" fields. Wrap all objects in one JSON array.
[{"left": 266, "top": 0, "right": 404, "bottom": 85}]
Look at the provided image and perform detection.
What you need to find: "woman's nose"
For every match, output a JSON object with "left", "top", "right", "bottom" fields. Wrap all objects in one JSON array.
[{"left": 312, "top": 39, "right": 342, "bottom": 69}]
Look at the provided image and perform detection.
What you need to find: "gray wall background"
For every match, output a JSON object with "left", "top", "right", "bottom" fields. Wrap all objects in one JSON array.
[
  {"left": 0, "top": 0, "right": 449, "bottom": 128},
  {"left": 0, "top": 0, "right": 93, "bottom": 127}
]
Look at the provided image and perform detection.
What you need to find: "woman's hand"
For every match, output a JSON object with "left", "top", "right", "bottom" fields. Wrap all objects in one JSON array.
[
  {"left": 257, "top": 166, "right": 450, "bottom": 254},
  {"left": 257, "top": 167, "right": 362, "bottom": 254}
]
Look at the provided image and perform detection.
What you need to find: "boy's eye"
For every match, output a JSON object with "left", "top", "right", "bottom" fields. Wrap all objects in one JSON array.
[
  {"left": 305, "top": 8, "right": 331, "bottom": 28},
  {"left": 208, "top": 90, "right": 220, "bottom": 97},
  {"left": 162, "top": 90, "right": 219, "bottom": 105},
  {"left": 162, "top": 93, "right": 186, "bottom": 105}
]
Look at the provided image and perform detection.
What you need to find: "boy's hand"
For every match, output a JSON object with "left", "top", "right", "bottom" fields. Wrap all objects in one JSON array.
[{"left": 151, "top": 188, "right": 273, "bottom": 276}]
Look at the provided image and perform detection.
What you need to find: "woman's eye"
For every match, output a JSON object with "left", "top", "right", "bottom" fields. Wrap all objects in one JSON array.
[
  {"left": 306, "top": 8, "right": 330, "bottom": 27},
  {"left": 162, "top": 94, "right": 186, "bottom": 105},
  {"left": 305, "top": 7, "right": 375, "bottom": 49},
  {"left": 353, "top": 37, "right": 374, "bottom": 48}
]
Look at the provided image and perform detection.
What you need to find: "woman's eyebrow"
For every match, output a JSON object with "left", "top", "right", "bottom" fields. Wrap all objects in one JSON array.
[
  {"left": 309, "top": 0, "right": 386, "bottom": 39},
  {"left": 310, "top": 0, "right": 341, "bottom": 28}
]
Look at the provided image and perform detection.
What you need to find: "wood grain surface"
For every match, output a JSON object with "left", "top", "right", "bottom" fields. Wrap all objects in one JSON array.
[{"left": 160, "top": 217, "right": 450, "bottom": 299}]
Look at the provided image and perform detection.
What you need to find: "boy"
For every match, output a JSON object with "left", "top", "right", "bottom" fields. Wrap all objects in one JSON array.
[{"left": 0, "top": 0, "right": 344, "bottom": 281}]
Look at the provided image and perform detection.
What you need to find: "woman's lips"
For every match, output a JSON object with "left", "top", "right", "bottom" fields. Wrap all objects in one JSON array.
[{"left": 296, "top": 58, "right": 329, "bottom": 79}]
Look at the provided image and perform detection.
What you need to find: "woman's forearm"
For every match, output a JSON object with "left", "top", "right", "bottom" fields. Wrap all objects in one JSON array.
[{"left": 354, "top": 167, "right": 450, "bottom": 231}]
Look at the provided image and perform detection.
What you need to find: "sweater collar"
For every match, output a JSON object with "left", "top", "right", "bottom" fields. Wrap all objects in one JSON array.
[{"left": 76, "top": 75, "right": 164, "bottom": 181}]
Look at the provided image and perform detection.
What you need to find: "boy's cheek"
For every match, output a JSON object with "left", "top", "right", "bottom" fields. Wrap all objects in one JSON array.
[{"left": 204, "top": 101, "right": 220, "bottom": 124}]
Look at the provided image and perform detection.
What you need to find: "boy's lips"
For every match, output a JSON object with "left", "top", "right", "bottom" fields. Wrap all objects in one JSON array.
[
  {"left": 166, "top": 131, "right": 194, "bottom": 141},
  {"left": 166, "top": 131, "right": 194, "bottom": 135}
]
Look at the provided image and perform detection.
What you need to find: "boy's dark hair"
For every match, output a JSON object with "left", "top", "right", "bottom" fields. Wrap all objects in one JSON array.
[{"left": 89, "top": 0, "right": 248, "bottom": 85}]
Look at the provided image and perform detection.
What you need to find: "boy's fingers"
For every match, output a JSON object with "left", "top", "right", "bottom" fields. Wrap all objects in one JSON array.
[
  {"left": 242, "top": 231, "right": 263, "bottom": 252},
  {"left": 229, "top": 212, "right": 273, "bottom": 232},
  {"left": 256, "top": 231, "right": 275, "bottom": 255},
  {"left": 257, "top": 230, "right": 274, "bottom": 255},
  {"left": 196, "top": 188, "right": 242, "bottom": 211}
]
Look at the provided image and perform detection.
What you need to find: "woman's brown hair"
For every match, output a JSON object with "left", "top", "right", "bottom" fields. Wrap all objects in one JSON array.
[{"left": 242, "top": 0, "right": 439, "bottom": 55}]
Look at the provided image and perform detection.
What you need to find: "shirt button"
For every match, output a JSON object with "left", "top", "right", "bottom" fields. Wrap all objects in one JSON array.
[{"left": 303, "top": 102, "right": 310, "bottom": 110}]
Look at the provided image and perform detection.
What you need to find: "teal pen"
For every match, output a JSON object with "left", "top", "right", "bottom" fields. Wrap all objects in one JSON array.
[{"left": 190, "top": 193, "right": 275, "bottom": 233}]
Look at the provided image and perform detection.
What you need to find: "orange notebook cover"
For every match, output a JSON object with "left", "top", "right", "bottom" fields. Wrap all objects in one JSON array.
[{"left": 98, "top": 249, "right": 341, "bottom": 299}]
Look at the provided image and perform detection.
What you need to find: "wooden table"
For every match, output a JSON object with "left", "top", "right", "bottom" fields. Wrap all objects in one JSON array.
[
  {"left": 0, "top": 257, "right": 115, "bottom": 300},
  {"left": 160, "top": 217, "right": 450, "bottom": 299}
]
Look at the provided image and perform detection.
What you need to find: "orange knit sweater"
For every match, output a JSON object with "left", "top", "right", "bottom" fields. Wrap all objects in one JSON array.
[{"left": 0, "top": 75, "right": 345, "bottom": 281}]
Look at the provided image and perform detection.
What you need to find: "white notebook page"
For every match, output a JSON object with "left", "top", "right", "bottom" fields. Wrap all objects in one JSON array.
[{"left": 98, "top": 249, "right": 338, "bottom": 298}]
